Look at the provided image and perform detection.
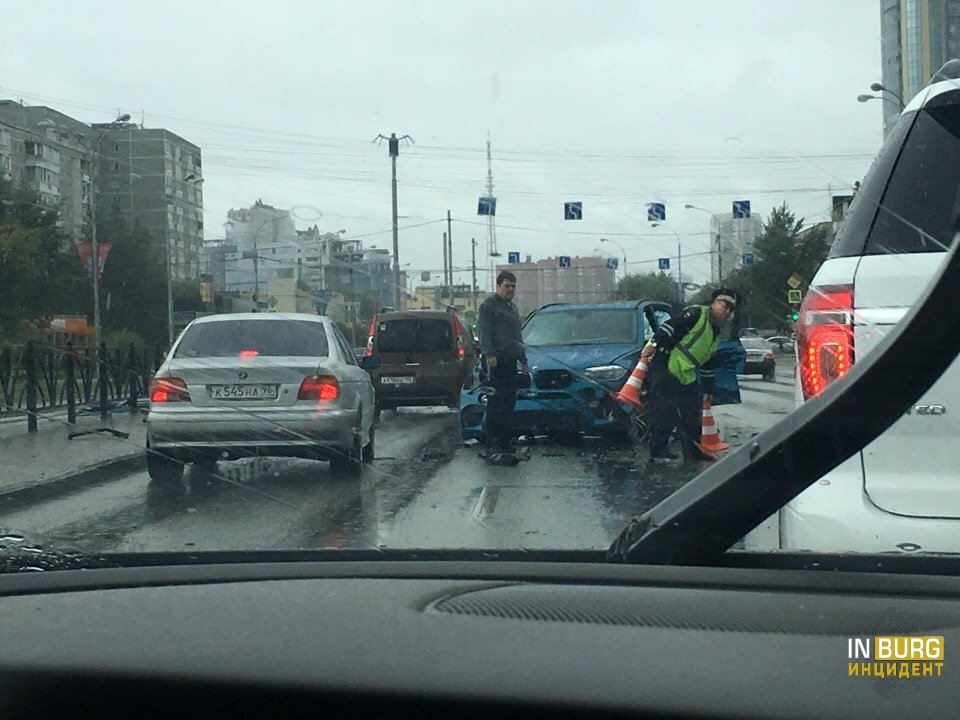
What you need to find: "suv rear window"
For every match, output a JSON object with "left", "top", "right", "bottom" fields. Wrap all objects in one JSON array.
[
  {"left": 830, "top": 90, "right": 960, "bottom": 258},
  {"left": 175, "top": 320, "right": 330, "bottom": 358},
  {"left": 376, "top": 318, "right": 455, "bottom": 353}
]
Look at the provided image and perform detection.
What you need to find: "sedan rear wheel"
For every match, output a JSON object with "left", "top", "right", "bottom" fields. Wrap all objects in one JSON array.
[
  {"left": 362, "top": 425, "right": 375, "bottom": 463},
  {"left": 146, "top": 443, "right": 185, "bottom": 486},
  {"left": 330, "top": 435, "right": 363, "bottom": 477}
]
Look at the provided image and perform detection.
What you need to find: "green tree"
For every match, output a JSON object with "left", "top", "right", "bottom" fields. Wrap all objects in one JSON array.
[
  {"left": 692, "top": 203, "right": 829, "bottom": 332},
  {"left": 99, "top": 211, "right": 168, "bottom": 344},
  {"left": 615, "top": 270, "right": 680, "bottom": 305},
  {"left": 0, "top": 178, "right": 87, "bottom": 340}
]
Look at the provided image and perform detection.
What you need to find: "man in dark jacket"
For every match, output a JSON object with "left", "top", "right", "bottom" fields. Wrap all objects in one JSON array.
[
  {"left": 642, "top": 288, "right": 739, "bottom": 462},
  {"left": 477, "top": 271, "right": 529, "bottom": 455}
]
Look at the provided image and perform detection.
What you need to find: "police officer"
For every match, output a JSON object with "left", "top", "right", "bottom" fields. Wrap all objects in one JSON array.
[
  {"left": 477, "top": 271, "right": 529, "bottom": 456},
  {"left": 642, "top": 289, "right": 738, "bottom": 462}
]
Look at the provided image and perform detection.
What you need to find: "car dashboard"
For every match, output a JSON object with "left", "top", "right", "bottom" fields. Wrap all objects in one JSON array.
[{"left": 0, "top": 553, "right": 958, "bottom": 719}]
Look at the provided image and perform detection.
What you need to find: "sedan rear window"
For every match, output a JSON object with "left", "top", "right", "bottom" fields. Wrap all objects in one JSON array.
[
  {"left": 523, "top": 309, "right": 638, "bottom": 346},
  {"left": 376, "top": 319, "right": 455, "bottom": 353},
  {"left": 175, "top": 320, "right": 330, "bottom": 358}
]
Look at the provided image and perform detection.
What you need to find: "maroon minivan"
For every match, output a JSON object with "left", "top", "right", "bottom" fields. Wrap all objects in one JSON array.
[{"left": 362, "top": 310, "right": 476, "bottom": 411}]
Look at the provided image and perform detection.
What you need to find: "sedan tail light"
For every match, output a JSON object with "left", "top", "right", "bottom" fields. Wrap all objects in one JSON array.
[
  {"left": 150, "top": 377, "right": 191, "bottom": 403},
  {"left": 298, "top": 375, "right": 340, "bottom": 402},
  {"left": 797, "top": 284, "right": 855, "bottom": 400}
]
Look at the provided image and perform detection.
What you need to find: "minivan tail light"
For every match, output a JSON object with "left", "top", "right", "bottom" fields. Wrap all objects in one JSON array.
[
  {"left": 298, "top": 375, "right": 339, "bottom": 402},
  {"left": 452, "top": 315, "right": 466, "bottom": 358},
  {"left": 150, "top": 377, "right": 191, "bottom": 403},
  {"left": 797, "top": 284, "right": 855, "bottom": 400},
  {"left": 364, "top": 316, "right": 377, "bottom": 357}
]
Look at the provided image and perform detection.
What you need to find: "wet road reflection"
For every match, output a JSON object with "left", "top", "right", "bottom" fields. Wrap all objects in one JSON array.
[{"left": 0, "top": 367, "right": 794, "bottom": 555}]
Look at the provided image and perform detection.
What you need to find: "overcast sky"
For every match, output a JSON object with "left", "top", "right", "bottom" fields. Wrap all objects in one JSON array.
[{"left": 3, "top": 0, "right": 884, "bottom": 289}]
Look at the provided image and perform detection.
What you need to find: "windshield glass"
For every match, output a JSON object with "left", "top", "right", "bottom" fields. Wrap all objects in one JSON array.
[
  {"left": 3, "top": 1, "right": 960, "bottom": 565},
  {"left": 522, "top": 309, "right": 638, "bottom": 346},
  {"left": 175, "top": 319, "right": 329, "bottom": 358}
]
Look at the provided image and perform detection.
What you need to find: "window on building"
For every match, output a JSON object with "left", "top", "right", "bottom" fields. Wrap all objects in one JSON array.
[
  {"left": 112, "top": 143, "right": 119, "bottom": 153},
  {"left": 113, "top": 162, "right": 120, "bottom": 170}
]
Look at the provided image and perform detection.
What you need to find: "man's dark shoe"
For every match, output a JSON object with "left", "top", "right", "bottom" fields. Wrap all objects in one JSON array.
[
  {"left": 650, "top": 449, "right": 680, "bottom": 463},
  {"left": 687, "top": 447, "right": 719, "bottom": 462}
]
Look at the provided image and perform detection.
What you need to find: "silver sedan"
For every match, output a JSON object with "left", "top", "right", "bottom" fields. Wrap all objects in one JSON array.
[{"left": 145, "top": 313, "right": 376, "bottom": 483}]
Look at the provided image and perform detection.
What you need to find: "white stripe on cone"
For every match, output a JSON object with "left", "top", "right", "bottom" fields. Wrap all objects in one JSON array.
[{"left": 699, "top": 394, "right": 729, "bottom": 452}]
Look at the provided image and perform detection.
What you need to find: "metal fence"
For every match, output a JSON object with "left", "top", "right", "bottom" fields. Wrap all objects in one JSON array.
[{"left": 0, "top": 342, "right": 164, "bottom": 431}]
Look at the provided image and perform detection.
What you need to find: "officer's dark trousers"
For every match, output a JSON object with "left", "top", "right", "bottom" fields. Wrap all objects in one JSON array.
[
  {"left": 647, "top": 352, "right": 702, "bottom": 456},
  {"left": 485, "top": 357, "right": 518, "bottom": 452}
]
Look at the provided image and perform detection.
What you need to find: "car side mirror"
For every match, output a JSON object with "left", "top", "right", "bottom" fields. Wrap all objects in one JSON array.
[{"left": 360, "top": 356, "right": 381, "bottom": 370}]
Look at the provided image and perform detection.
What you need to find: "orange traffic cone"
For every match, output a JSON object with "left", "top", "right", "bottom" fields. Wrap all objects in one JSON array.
[
  {"left": 699, "top": 394, "right": 729, "bottom": 453},
  {"left": 613, "top": 355, "right": 648, "bottom": 410}
]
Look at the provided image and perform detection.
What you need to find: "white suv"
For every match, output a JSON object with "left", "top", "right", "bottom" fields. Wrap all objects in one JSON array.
[{"left": 747, "top": 61, "right": 960, "bottom": 554}]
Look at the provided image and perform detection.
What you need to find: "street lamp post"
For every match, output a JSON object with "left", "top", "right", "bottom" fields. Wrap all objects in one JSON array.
[
  {"left": 684, "top": 203, "right": 722, "bottom": 283},
  {"left": 869, "top": 82, "right": 906, "bottom": 108},
  {"left": 857, "top": 93, "right": 904, "bottom": 108},
  {"left": 652, "top": 223, "right": 682, "bottom": 304},
  {"left": 89, "top": 113, "right": 131, "bottom": 352},
  {"left": 599, "top": 237, "right": 627, "bottom": 267}
]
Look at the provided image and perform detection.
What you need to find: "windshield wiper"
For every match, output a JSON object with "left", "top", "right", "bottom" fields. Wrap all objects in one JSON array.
[{"left": 608, "top": 232, "right": 960, "bottom": 565}]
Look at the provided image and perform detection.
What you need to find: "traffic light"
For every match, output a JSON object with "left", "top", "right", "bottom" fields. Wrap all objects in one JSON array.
[{"left": 790, "top": 311, "right": 799, "bottom": 322}]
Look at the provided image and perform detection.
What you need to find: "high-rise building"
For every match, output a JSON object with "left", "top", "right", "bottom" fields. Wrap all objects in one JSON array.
[
  {"left": 223, "top": 200, "right": 296, "bottom": 296},
  {"left": 94, "top": 123, "right": 204, "bottom": 280},
  {"left": 496, "top": 255, "right": 616, "bottom": 316},
  {"left": 880, "top": 0, "right": 960, "bottom": 135},
  {"left": 0, "top": 101, "right": 96, "bottom": 245},
  {"left": 709, "top": 213, "right": 762, "bottom": 284}
]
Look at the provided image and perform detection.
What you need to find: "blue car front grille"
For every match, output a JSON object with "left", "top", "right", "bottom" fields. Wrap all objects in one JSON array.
[{"left": 534, "top": 369, "right": 573, "bottom": 389}]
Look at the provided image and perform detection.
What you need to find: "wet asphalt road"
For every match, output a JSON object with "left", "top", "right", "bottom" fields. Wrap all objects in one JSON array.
[{"left": 0, "top": 360, "right": 796, "bottom": 555}]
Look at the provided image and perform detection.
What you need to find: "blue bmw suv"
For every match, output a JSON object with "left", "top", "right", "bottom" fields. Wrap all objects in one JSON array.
[{"left": 460, "top": 300, "right": 673, "bottom": 443}]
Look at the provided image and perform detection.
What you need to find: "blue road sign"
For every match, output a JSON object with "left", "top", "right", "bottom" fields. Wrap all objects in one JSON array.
[
  {"left": 508, "top": 251, "right": 520, "bottom": 264},
  {"left": 733, "top": 200, "right": 751, "bottom": 219},
  {"left": 648, "top": 203, "right": 666, "bottom": 221},
  {"left": 606, "top": 257, "right": 619, "bottom": 270},
  {"left": 478, "top": 196, "right": 497, "bottom": 216},
  {"left": 743, "top": 253, "right": 754, "bottom": 266},
  {"left": 559, "top": 256, "right": 572, "bottom": 268},
  {"left": 564, "top": 202, "right": 583, "bottom": 220},
  {"left": 658, "top": 258, "right": 670, "bottom": 270}
]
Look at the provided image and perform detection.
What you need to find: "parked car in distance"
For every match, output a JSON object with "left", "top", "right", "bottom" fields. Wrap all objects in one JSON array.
[
  {"left": 764, "top": 335, "right": 795, "bottom": 354},
  {"left": 739, "top": 336, "right": 777, "bottom": 381},
  {"left": 361, "top": 310, "right": 476, "bottom": 411},
  {"left": 146, "top": 313, "right": 376, "bottom": 483}
]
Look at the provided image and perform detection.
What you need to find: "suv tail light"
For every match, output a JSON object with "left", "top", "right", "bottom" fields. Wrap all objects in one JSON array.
[
  {"left": 364, "top": 316, "right": 377, "bottom": 357},
  {"left": 797, "top": 284, "right": 855, "bottom": 400},
  {"left": 298, "top": 375, "right": 340, "bottom": 402},
  {"left": 150, "top": 377, "right": 191, "bottom": 403}
]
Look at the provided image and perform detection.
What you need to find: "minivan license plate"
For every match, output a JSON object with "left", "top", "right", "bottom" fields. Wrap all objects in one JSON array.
[
  {"left": 381, "top": 376, "right": 415, "bottom": 385},
  {"left": 209, "top": 384, "right": 278, "bottom": 399}
]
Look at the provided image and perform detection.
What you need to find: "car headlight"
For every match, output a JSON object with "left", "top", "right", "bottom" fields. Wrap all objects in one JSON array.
[{"left": 583, "top": 365, "right": 628, "bottom": 382}]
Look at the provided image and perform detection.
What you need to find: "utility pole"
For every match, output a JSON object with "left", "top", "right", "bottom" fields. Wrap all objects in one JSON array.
[
  {"left": 447, "top": 209, "right": 453, "bottom": 291},
  {"left": 471, "top": 238, "right": 478, "bottom": 314},
  {"left": 374, "top": 132, "right": 413, "bottom": 308},
  {"left": 442, "top": 231, "right": 449, "bottom": 304}
]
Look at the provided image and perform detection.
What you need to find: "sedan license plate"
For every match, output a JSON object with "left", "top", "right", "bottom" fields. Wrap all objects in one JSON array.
[
  {"left": 381, "top": 376, "right": 415, "bottom": 385},
  {"left": 209, "top": 384, "right": 279, "bottom": 400}
]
